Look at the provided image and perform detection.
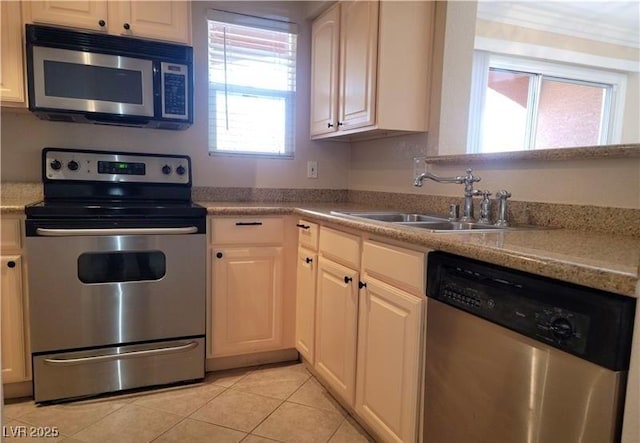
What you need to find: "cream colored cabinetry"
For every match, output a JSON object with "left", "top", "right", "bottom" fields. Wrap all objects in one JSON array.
[
  {"left": 310, "top": 1, "right": 435, "bottom": 140},
  {"left": 295, "top": 220, "right": 319, "bottom": 363},
  {"left": 24, "top": 1, "right": 191, "bottom": 44},
  {"left": 356, "top": 240, "right": 426, "bottom": 443},
  {"left": 209, "top": 217, "right": 286, "bottom": 357},
  {"left": 1, "top": 217, "right": 30, "bottom": 384},
  {"left": 314, "top": 227, "right": 360, "bottom": 406},
  {"left": 310, "top": 4, "right": 340, "bottom": 136},
  {"left": 296, "top": 221, "right": 427, "bottom": 442},
  {"left": 1, "top": 1, "right": 26, "bottom": 106}
]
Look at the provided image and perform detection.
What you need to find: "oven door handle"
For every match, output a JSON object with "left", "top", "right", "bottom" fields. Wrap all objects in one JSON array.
[
  {"left": 42, "top": 340, "right": 199, "bottom": 366},
  {"left": 35, "top": 226, "right": 199, "bottom": 236}
]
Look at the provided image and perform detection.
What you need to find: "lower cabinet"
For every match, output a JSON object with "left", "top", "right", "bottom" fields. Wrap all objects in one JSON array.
[
  {"left": 211, "top": 245, "right": 284, "bottom": 357},
  {"left": 295, "top": 246, "right": 317, "bottom": 364},
  {"left": 296, "top": 222, "right": 427, "bottom": 443},
  {"left": 355, "top": 275, "right": 424, "bottom": 443},
  {"left": 1, "top": 255, "right": 29, "bottom": 384},
  {"left": 314, "top": 255, "right": 359, "bottom": 406}
]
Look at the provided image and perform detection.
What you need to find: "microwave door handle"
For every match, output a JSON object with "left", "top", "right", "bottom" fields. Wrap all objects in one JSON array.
[{"left": 36, "top": 226, "right": 198, "bottom": 236}]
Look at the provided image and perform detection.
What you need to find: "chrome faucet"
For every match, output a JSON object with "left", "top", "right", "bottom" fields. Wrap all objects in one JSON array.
[{"left": 413, "top": 168, "right": 481, "bottom": 221}]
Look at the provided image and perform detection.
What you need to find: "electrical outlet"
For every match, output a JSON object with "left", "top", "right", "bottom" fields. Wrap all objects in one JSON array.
[
  {"left": 413, "top": 156, "right": 426, "bottom": 179},
  {"left": 307, "top": 161, "right": 318, "bottom": 179}
]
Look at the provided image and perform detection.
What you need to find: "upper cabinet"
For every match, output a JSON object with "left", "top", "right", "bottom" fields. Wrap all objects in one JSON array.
[
  {"left": 24, "top": 1, "right": 192, "bottom": 44},
  {"left": 310, "top": 0, "right": 435, "bottom": 141},
  {"left": 1, "top": 1, "right": 26, "bottom": 105}
]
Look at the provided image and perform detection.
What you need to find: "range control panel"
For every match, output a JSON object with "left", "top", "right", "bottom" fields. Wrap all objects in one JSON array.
[{"left": 43, "top": 148, "right": 191, "bottom": 184}]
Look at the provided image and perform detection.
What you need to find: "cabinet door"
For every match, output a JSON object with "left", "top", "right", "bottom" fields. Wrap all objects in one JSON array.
[
  {"left": 295, "top": 247, "right": 317, "bottom": 363},
  {"left": 109, "top": 1, "right": 191, "bottom": 44},
  {"left": 355, "top": 276, "right": 424, "bottom": 443},
  {"left": 0, "top": 2, "right": 25, "bottom": 105},
  {"left": 310, "top": 4, "right": 340, "bottom": 137},
  {"left": 211, "top": 246, "right": 284, "bottom": 357},
  {"left": 28, "top": 1, "right": 109, "bottom": 31},
  {"left": 1, "top": 256, "right": 28, "bottom": 384},
  {"left": 314, "top": 256, "right": 359, "bottom": 406},
  {"left": 338, "top": 0, "right": 378, "bottom": 130}
]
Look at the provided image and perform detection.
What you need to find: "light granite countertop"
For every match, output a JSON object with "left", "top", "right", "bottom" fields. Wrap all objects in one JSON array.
[
  {"left": 199, "top": 201, "right": 640, "bottom": 297},
  {"left": 3, "top": 199, "right": 638, "bottom": 297}
]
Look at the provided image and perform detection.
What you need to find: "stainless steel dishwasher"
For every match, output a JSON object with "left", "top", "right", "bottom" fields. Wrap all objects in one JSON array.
[{"left": 424, "top": 251, "right": 635, "bottom": 443}]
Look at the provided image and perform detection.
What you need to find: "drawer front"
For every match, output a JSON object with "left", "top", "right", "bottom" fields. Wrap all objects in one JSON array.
[
  {"left": 319, "top": 226, "right": 360, "bottom": 269},
  {"left": 296, "top": 219, "right": 319, "bottom": 251},
  {"left": 211, "top": 217, "right": 284, "bottom": 245},
  {"left": 362, "top": 240, "right": 425, "bottom": 296},
  {"left": 1, "top": 218, "right": 22, "bottom": 250}
]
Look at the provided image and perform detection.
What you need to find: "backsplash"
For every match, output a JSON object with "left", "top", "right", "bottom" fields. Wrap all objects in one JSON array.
[{"left": 348, "top": 190, "right": 640, "bottom": 238}]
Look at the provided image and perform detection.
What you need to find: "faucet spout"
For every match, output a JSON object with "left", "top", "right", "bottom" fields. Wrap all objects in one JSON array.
[
  {"left": 413, "top": 171, "right": 464, "bottom": 187},
  {"left": 413, "top": 168, "right": 481, "bottom": 221}
]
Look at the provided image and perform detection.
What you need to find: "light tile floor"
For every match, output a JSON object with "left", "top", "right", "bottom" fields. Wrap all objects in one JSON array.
[{"left": 2, "top": 362, "right": 375, "bottom": 443}]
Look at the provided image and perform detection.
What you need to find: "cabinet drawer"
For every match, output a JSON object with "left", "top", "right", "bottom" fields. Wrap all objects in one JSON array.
[
  {"left": 211, "top": 217, "right": 284, "bottom": 245},
  {"left": 362, "top": 240, "right": 425, "bottom": 296},
  {"left": 296, "top": 219, "right": 319, "bottom": 251},
  {"left": 1, "top": 219, "right": 22, "bottom": 250},
  {"left": 319, "top": 226, "right": 360, "bottom": 269}
]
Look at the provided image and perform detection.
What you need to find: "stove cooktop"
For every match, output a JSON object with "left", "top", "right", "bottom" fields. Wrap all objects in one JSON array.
[{"left": 26, "top": 199, "right": 207, "bottom": 219}]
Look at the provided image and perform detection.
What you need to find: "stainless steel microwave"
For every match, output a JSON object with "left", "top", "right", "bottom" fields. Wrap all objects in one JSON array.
[{"left": 26, "top": 25, "right": 193, "bottom": 130}]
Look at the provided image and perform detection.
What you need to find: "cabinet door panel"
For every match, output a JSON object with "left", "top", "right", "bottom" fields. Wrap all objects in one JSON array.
[
  {"left": 356, "top": 276, "right": 424, "bottom": 443},
  {"left": 211, "top": 247, "right": 283, "bottom": 356},
  {"left": 310, "top": 4, "right": 340, "bottom": 136},
  {"left": 1, "top": 2, "right": 25, "bottom": 105},
  {"left": 1, "top": 255, "right": 28, "bottom": 384},
  {"left": 28, "top": 1, "right": 108, "bottom": 31},
  {"left": 295, "top": 247, "right": 317, "bottom": 363},
  {"left": 314, "top": 256, "right": 358, "bottom": 406},
  {"left": 110, "top": 1, "right": 191, "bottom": 44},
  {"left": 338, "top": 0, "right": 378, "bottom": 130}
]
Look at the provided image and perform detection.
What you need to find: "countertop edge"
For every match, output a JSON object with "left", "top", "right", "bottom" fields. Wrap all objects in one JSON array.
[{"left": 4, "top": 202, "right": 637, "bottom": 297}]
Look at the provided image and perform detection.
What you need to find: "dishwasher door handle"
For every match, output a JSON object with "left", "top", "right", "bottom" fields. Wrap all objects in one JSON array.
[
  {"left": 36, "top": 226, "right": 198, "bottom": 236},
  {"left": 42, "top": 340, "right": 199, "bottom": 366}
]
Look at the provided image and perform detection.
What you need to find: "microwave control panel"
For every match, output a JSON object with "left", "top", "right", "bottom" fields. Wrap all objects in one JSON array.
[{"left": 161, "top": 62, "right": 189, "bottom": 120}]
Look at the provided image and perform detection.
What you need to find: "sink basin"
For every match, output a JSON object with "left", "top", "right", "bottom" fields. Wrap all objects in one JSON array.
[
  {"left": 331, "top": 211, "right": 448, "bottom": 223},
  {"left": 331, "top": 211, "right": 517, "bottom": 232},
  {"left": 395, "top": 221, "right": 503, "bottom": 232}
]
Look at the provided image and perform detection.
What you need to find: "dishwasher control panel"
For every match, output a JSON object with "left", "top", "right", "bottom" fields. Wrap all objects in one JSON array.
[
  {"left": 441, "top": 279, "right": 590, "bottom": 355},
  {"left": 427, "top": 251, "right": 636, "bottom": 371}
]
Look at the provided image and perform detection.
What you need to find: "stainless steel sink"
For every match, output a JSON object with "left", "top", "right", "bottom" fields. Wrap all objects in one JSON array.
[
  {"left": 395, "top": 221, "right": 503, "bottom": 232},
  {"left": 331, "top": 211, "right": 448, "bottom": 223},
  {"left": 330, "top": 211, "right": 513, "bottom": 232}
]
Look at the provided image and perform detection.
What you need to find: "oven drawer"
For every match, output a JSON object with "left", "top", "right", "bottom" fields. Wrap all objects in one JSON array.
[
  {"left": 211, "top": 217, "right": 284, "bottom": 244},
  {"left": 33, "top": 337, "right": 205, "bottom": 403}
]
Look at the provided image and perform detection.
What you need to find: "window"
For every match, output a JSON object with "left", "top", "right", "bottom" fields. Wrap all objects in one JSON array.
[
  {"left": 468, "top": 53, "right": 627, "bottom": 153},
  {"left": 207, "top": 10, "right": 298, "bottom": 157}
]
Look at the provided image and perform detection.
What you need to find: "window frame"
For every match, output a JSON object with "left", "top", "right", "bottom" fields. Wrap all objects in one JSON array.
[
  {"left": 467, "top": 52, "right": 627, "bottom": 153},
  {"left": 206, "top": 10, "right": 298, "bottom": 159}
]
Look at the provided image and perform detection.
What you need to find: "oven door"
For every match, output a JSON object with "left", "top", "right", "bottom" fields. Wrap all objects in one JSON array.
[{"left": 27, "top": 227, "right": 205, "bottom": 353}]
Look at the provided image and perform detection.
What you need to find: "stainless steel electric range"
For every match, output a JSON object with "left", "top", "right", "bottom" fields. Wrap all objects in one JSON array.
[{"left": 25, "top": 148, "right": 207, "bottom": 403}]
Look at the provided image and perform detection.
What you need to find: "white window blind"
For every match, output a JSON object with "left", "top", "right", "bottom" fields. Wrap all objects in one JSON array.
[{"left": 207, "top": 10, "right": 298, "bottom": 157}]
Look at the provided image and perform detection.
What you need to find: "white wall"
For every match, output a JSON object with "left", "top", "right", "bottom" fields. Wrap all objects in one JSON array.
[
  {"left": 349, "top": 135, "right": 640, "bottom": 209},
  {"left": 0, "top": 1, "right": 349, "bottom": 189}
]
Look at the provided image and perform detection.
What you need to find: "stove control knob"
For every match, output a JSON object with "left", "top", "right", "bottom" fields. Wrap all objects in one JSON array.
[
  {"left": 162, "top": 165, "right": 172, "bottom": 175},
  {"left": 50, "top": 159, "right": 62, "bottom": 170},
  {"left": 67, "top": 160, "right": 79, "bottom": 171},
  {"left": 176, "top": 165, "right": 186, "bottom": 176}
]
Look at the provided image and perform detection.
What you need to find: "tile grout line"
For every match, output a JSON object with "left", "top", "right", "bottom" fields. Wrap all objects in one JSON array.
[{"left": 243, "top": 365, "right": 313, "bottom": 440}]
